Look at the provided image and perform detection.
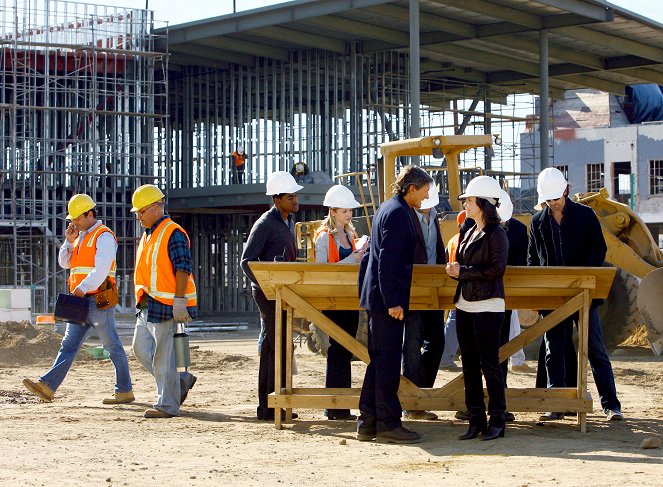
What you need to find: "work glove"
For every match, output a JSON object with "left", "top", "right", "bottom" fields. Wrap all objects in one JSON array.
[{"left": 173, "top": 297, "right": 192, "bottom": 323}]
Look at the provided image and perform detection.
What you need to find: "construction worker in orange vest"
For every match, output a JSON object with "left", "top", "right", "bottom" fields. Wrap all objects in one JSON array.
[
  {"left": 130, "top": 184, "right": 197, "bottom": 419},
  {"left": 230, "top": 146, "right": 248, "bottom": 184},
  {"left": 23, "top": 194, "right": 133, "bottom": 404}
]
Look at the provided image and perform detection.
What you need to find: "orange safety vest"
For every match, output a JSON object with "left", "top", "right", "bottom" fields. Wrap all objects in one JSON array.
[
  {"left": 231, "top": 151, "right": 246, "bottom": 168},
  {"left": 134, "top": 218, "right": 197, "bottom": 306},
  {"left": 314, "top": 228, "right": 355, "bottom": 263},
  {"left": 68, "top": 224, "right": 117, "bottom": 294},
  {"left": 447, "top": 233, "right": 460, "bottom": 264}
]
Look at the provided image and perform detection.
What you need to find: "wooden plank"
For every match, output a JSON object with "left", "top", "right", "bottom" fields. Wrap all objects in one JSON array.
[
  {"left": 249, "top": 263, "right": 616, "bottom": 303},
  {"left": 268, "top": 392, "right": 593, "bottom": 412},
  {"left": 281, "top": 286, "right": 369, "bottom": 362},
  {"left": 578, "top": 289, "right": 590, "bottom": 432},
  {"left": 280, "top": 286, "right": 424, "bottom": 397},
  {"left": 499, "top": 293, "right": 584, "bottom": 362},
  {"left": 285, "top": 303, "right": 293, "bottom": 423},
  {"left": 274, "top": 287, "right": 283, "bottom": 430}
]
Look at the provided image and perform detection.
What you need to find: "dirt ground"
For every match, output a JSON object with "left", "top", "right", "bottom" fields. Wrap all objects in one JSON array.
[{"left": 1, "top": 324, "right": 662, "bottom": 487}]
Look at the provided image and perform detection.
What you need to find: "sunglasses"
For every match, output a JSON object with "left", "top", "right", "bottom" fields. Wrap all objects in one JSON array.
[{"left": 136, "top": 203, "right": 157, "bottom": 216}]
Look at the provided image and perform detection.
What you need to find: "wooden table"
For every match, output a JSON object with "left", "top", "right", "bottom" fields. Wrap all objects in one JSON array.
[{"left": 249, "top": 262, "right": 616, "bottom": 432}]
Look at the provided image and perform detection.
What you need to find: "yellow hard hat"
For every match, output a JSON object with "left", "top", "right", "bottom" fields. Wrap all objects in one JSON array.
[
  {"left": 131, "top": 184, "right": 165, "bottom": 212},
  {"left": 66, "top": 194, "right": 96, "bottom": 220}
]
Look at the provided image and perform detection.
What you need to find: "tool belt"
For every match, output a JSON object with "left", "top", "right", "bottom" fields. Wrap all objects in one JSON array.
[
  {"left": 94, "top": 278, "right": 119, "bottom": 310},
  {"left": 54, "top": 293, "right": 89, "bottom": 325}
]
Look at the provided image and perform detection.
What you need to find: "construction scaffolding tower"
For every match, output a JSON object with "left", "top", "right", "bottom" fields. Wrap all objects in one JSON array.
[{"left": 0, "top": 0, "right": 168, "bottom": 313}]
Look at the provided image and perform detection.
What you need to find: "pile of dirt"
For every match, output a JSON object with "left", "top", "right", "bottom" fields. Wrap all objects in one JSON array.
[
  {"left": 190, "top": 350, "right": 253, "bottom": 371},
  {"left": 0, "top": 321, "right": 62, "bottom": 366}
]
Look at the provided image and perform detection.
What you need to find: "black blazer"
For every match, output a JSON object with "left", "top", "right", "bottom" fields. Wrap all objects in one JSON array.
[
  {"left": 453, "top": 222, "right": 508, "bottom": 303},
  {"left": 359, "top": 195, "right": 417, "bottom": 313},
  {"left": 505, "top": 217, "right": 528, "bottom": 266},
  {"left": 412, "top": 208, "right": 447, "bottom": 265}
]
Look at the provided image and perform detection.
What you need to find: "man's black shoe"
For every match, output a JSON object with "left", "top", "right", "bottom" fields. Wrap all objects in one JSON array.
[
  {"left": 376, "top": 426, "right": 422, "bottom": 444},
  {"left": 180, "top": 374, "right": 197, "bottom": 405},
  {"left": 357, "top": 426, "right": 377, "bottom": 441},
  {"left": 260, "top": 409, "right": 299, "bottom": 421}
]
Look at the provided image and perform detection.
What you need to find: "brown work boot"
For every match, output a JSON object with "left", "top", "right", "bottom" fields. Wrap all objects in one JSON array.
[
  {"left": 22, "top": 378, "right": 54, "bottom": 402},
  {"left": 143, "top": 408, "right": 174, "bottom": 419},
  {"left": 102, "top": 391, "right": 135, "bottom": 405}
]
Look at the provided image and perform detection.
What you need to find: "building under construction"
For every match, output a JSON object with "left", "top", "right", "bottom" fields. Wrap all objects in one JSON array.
[
  {"left": 2, "top": 0, "right": 662, "bottom": 316},
  {"left": 0, "top": 1, "right": 167, "bottom": 313}
]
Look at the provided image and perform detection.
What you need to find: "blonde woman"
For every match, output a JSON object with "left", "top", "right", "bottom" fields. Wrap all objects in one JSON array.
[{"left": 314, "top": 185, "right": 366, "bottom": 420}]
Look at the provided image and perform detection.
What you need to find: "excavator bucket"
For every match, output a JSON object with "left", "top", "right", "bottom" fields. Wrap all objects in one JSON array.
[{"left": 637, "top": 267, "right": 663, "bottom": 356}]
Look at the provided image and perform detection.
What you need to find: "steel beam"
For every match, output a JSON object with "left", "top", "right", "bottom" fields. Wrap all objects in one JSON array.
[
  {"left": 160, "top": 0, "right": 393, "bottom": 45},
  {"left": 249, "top": 26, "right": 346, "bottom": 53},
  {"left": 196, "top": 36, "right": 289, "bottom": 61},
  {"left": 555, "top": 26, "right": 663, "bottom": 62},
  {"left": 303, "top": 15, "right": 409, "bottom": 45}
]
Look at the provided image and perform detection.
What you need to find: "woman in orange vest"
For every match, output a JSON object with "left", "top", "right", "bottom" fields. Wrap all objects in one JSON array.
[{"left": 313, "top": 185, "right": 367, "bottom": 420}]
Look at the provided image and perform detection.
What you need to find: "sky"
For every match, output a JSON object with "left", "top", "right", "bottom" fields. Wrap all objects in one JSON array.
[{"left": 77, "top": 0, "right": 663, "bottom": 27}]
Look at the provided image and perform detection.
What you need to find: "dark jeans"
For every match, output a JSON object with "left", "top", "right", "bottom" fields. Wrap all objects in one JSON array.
[
  {"left": 323, "top": 309, "right": 359, "bottom": 417},
  {"left": 358, "top": 310, "right": 404, "bottom": 433},
  {"left": 456, "top": 309, "right": 506, "bottom": 428},
  {"left": 403, "top": 310, "right": 445, "bottom": 389},
  {"left": 543, "top": 305, "right": 620, "bottom": 412},
  {"left": 252, "top": 288, "right": 288, "bottom": 418}
]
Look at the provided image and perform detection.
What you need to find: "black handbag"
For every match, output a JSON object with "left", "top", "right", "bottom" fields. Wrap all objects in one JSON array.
[{"left": 54, "top": 293, "right": 89, "bottom": 325}]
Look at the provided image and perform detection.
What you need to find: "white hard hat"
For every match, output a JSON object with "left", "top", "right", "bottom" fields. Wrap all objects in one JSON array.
[
  {"left": 458, "top": 176, "right": 502, "bottom": 203},
  {"left": 265, "top": 171, "right": 304, "bottom": 196},
  {"left": 420, "top": 183, "right": 439, "bottom": 210},
  {"left": 238, "top": 146, "right": 244, "bottom": 153},
  {"left": 323, "top": 185, "right": 361, "bottom": 209},
  {"left": 496, "top": 188, "right": 513, "bottom": 222},
  {"left": 536, "top": 167, "right": 567, "bottom": 209}
]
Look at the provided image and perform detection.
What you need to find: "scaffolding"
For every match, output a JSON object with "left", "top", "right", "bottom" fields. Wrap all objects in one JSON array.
[
  {"left": 0, "top": 1, "right": 545, "bottom": 317},
  {"left": 0, "top": 0, "right": 168, "bottom": 313}
]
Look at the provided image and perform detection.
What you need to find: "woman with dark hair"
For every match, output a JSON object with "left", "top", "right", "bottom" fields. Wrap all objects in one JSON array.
[{"left": 445, "top": 176, "right": 511, "bottom": 441}]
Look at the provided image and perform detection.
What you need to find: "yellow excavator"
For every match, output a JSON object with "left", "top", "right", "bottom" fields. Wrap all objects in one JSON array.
[
  {"left": 297, "top": 133, "right": 663, "bottom": 354},
  {"left": 377, "top": 134, "right": 663, "bottom": 355}
]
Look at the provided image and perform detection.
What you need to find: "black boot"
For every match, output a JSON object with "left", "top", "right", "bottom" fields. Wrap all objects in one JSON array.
[
  {"left": 458, "top": 424, "right": 487, "bottom": 440},
  {"left": 481, "top": 426, "right": 505, "bottom": 441}
]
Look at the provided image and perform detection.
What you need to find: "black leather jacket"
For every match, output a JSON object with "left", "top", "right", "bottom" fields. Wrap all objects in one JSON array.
[{"left": 453, "top": 222, "right": 509, "bottom": 303}]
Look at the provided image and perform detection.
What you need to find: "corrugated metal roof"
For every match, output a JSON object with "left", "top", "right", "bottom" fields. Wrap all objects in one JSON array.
[{"left": 157, "top": 0, "right": 663, "bottom": 100}]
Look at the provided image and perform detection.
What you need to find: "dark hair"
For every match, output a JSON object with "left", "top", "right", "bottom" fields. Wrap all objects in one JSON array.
[
  {"left": 391, "top": 165, "right": 434, "bottom": 197},
  {"left": 475, "top": 197, "right": 501, "bottom": 226},
  {"left": 84, "top": 208, "right": 97, "bottom": 218}
]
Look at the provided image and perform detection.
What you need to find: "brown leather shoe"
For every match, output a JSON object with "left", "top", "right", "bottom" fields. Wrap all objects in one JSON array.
[
  {"left": 22, "top": 378, "right": 54, "bottom": 402},
  {"left": 143, "top": 408, "right": 174, "bottom": 419},
  {"left": 102, "top": 391, "right": 135, "bottom": 405}
]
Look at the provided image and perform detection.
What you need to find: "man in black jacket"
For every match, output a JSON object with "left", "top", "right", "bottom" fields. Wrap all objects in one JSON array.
[
  {"left": 402, "top": 186, "right": 446, "bottom": 421},
  {"left": 528, "top": 167, "right": 622, "bottom": 421},
  {"left": 357, "top": 165, "right": 433, "bottom": 444},
  {"left": 241, "top": 171, "right": 303, "bottom": 421}
]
